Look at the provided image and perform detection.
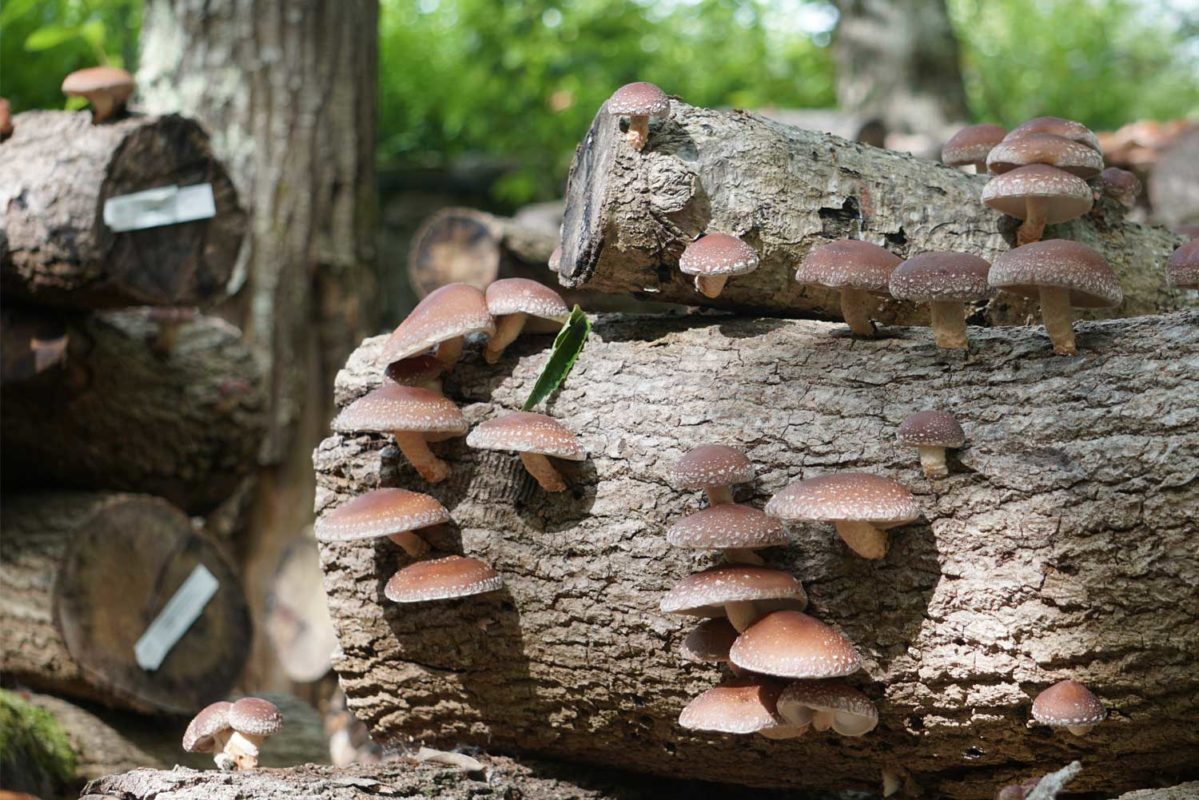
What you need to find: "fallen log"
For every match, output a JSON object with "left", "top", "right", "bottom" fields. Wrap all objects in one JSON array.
[
  {"left": 558, "top": 101, "right": 1188, "bottom": 323},
  {"left": 314, "top": 311, "right": 1199, "bottom": 799},
  {"left": 0, "top": 492, "right": 251, "bottom": 714},
  {"left": 21, "top": 693, "right": 160, "bottom": 781}
]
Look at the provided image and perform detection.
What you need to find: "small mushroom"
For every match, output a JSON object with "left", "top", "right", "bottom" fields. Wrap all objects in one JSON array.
[
  {"left": 678, "top": 679, "right": 806, "bottom": 739},
  {"left": 61, "top": 66, "right": 135, "bottom": 124},
  {"left": 661, "top": 565, "right": 807, "bottom": 632},
  {"left": 385, "top": 355, "right": 448, "bottom": 393},
  {"left": 314, "top": 488, "right": 450, "bottom": 559},
  {"left": 466, "top": 411, "right": 583, "bottom": 492},
  {"left": 382, "top": 283, "right": 495, "bottom": 367},
  {"left": 1094, "top": 167, "right": 1142, "bottom": 210},
  {"left": 1005, "top": 116, "right": 1101, "bottom": 152},
  {"left": 482, "top": 278, "right": 570, "bottom": 363},
  {"left": 728, "top": 610, "right": 861, "bottom": 679},
  {"left": 224, "top": 697, "right": 283, "bottom": 770},
  {"left": 982, "top": 164, "right": 1093, "bottom": 246},
  {"left": 606, "top": 82, "right": 670, "bottom": 151},
  {"left": 942, "top": 124, "right": 1007, "bottom": 173},
  {"left": 986, "top": 133, "right": 1104, "bottom": 179},
  {"left": 0, "top": 97, "right": 12, "bottom": 141},
  {"left": 897, "top": 410, "right": 965, "bottom": 478},
  {"left": 182, "top": 700, "right": 235, "bottom": 771},
  {"left": 672, "top": 444, "right": 754, "bottom": 506},
  {"left": 766, "top": 473, "right": 919, "bottom": 560},
  {"left": 889, "top": 252, "right": 991, "bottom": 350},
  {"left": 678, "top": 233, "right": 760, "bottom": 299},
  {"left": 988, "top": 239, "right": 1122, "bottom": 355},
  {"left": 680, "top": 618, "right": 740, "bottom": 667},
  {"left": 666, "top": 504, "right": 788, "bottom": 565},
  {"left": 777, "top": 681, "right": 878, "bottom": 736},
  {"left": 795, "top": 240, "right": 902, "bottom": 337},
  {"left": 385, "top": 555, "right": 504, "bottom": 603},
  {"left": 1167, "top": 238, "right": 1198, "bottom": 289},
  {"left": 331, "top": 384, "right": 468, "bottom": 483},
  {"left": 145, "top": 307, "right": 198, "bottom": 357},
  {"left": 548, "top": 245, "right": 562, "bottom": 273},
  {"left": 1031, "top": 679, "right": 1106, "bottom": 736}
]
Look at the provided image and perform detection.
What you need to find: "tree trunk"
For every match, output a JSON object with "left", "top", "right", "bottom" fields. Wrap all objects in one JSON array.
[
  {"left": 0, "top": 308, "right": 265, "bottom": 514},
  {"left": 0, "top": 492, "right": 251, "bottom": 714},
  {"left": 0, "top": 111, "right": 245, "bottom": 309},
  {"left": 21, "top": 693, "right": 161, "bottom": 781},
  {"left": 314, "top": 311, "right": 1198, "bottom": 799},
  {"left": 558, "top": 101, "right": 1186, "bottom": 323}
]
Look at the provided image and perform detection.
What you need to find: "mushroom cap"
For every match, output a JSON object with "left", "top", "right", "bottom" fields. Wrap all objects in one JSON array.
[
  {"left": 989, "top": 239, "right": 1123, "bottom": 308},
  {"left": 889, "top": 251, "right": 992, "bottom": 303},
  {"left": 672, "top": 444, "right": 754, "bottom": 490},
  {"left": 466, "top": 411, "right": 584, "bottom": 460},
  {"left": 1006, "top": 117, "right": 1101, "bottom": 152},
  {"left": 986, "top": 133, "right": 1104, "bottom": 179},
  {"left": 228, "top": 697, "right": 283, "bottom": 737},
  {"left": 666, "top": 504, "right": 788, "bottom": 551},
  {"left": 942, "top": 123, "right": 1007, "bottom": 167},
  {"left": 548, "top": 246, "right": 562, "bottom": 273},
  {"left": 381, "top": 283, "right": 495, "bottom": 363},
  {"left": 331, "top": 384, "right": 468, "bottom": 436},
  {"left": 314, "top": 489, "right": 450, "bottom": 542},
  {"left": 606, "top": 82, "right": 670, "bottom": 118},
  {"left": 485, "top": 278, "right": 570, "bottom": 320},
  {"left": 680, "top": 618, "right": 739, "bottom": 663},
  {"left": 1095, "top": 167, "right": 1142, "bottom": 207},
  {"left": 182, "top": 701, "right": 232, "bottom": 753},
  {"left": 384, "top": 355, "right": 447, "bottom": 387},
  {"left": 1167, "top": 238, "right": 1199, "bottom": 289},
  {"left": 1031, "top": 679, "right": 1106, "bottom": 728},
  {"left": 660, "top": 565, "right": 806, "bottom": 617},
  {"left": 898, "top": 410, "right": 965, "bottom": 449},
  {"left": 678, "top": 679, "right": 784, "bottom": 734},
  {"left": 729, "top": 610, "right": 861, "bottom": 679},
  {"left": 385, "top": 555, "right": 504, "bottom": 603},
  {"left": 61, "top": 66, "right": 135, "bottom": 100},
  {"left": 777, "top": 681, "right": 879, "bottom": 736},
  {"left": 678, "top": 234, "right": 760, "bottom": 278},
  {"left": 981, "top": 164, "right": 1093, "bottom": 224},
  {"left": 765, "top": 473, "right": 919, "bottom": 529},
  {"left": 794, "top": 240, "right": 902, "bottom": 294}
]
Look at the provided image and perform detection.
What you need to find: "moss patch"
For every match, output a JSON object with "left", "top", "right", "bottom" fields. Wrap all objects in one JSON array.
[{"left": 0, "top": 689, "right": 77, "bottom": 794}]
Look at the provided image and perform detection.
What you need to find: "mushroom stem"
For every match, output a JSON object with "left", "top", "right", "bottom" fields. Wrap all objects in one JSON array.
[
  {"left": 972, "top": 160, "right": 987, "bottom": 175},
  {"left": 724, "top": 548, "right": 765, "bottom": 565},
  {"left": 833, "top": 520, "right": 890, "bottom": 559},
  {"left": 223, "top": 730, "right": 262, "bottom": 771},
  {"left": 151, "top": 318, "right": 182, "bottom": 357},
  {"left": 840, "top": 287, "right": 878, "bottom": 337},
  {"left": 704, "top": 485, "right": 734, "bottom": 506},
  {"left": 625, "top": 114, "right": 649, "bottom": 151},
  {"left": 811, "top": 709, "right": 836, "bottom": 732},
  {"left": 391, "top": 430, "right": 452, "bottom": 483},
  {"left": 1018, "top": 197, "right": 1048, "bottom": 246},
  {"left": 211, "top": 729, "right": 234, "bottom": 771},
  {"left": 388, "top": 531, "right": 430, "bottom": 558},
  {"left": 88, "top": 92, "right": 117, "bottom": 124},
  {"left": 917, "top": 445, "right": 949, "bottom": 479},
  {"left": 882, "top": 768, "right": 903, "bottom": 798},
  {"left": 1039, "top": 286, "right": 1077, "bottom": 355},
  {"left": 724, "top": 601, "right": 760, "bottom": 633},
  {"left": 694, "top": 274, "right": 729, "bottom": 298},
  {"left": 434, "top": 336, "right": 464, "bottom": 365},
  {"left": 928, "top": 301, "right": 968, "bottom": 350},
  {"left": 484, "top": 312, "right": 528, "bottom": 364},
  {"left": 519, "top": 451, "right": 566, "bottom": 492},
  {"left": 1066, "top": 724, "right": 1094, "bottom": 736}
]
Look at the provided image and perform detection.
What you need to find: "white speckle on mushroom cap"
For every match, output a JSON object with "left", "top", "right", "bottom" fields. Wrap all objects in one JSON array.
[
  {"left": 382, "top": 283, "right": 495, "bottom": 363},
  {"left": 606, "top": 82, "right": 670, "bottom": 118},
  {"left": 729, "top": 611, "right": 861, "bottom": 679},
  {"left": 666, "top": 504, "right": 787, "bottom": 550},
  {"left": 981, "top": 164, "right": 1093, "bottom": 223},
  {"left": 1006, "top": 116, "right": 1101, "bottom": 152},
  {"left": 331, "top": 384, "right": 467, "bottom": 435},
  {"left": 182, "top": 701, "right": 232, "bottom": 752},
  {"left": 1031, "top": 680, "right": 1106, "bottom": 727},
  {"left": 890, "top": 252, "right": 991, "bottom": 303},
  {"left": 466, "top": 412, "right": 583, "bottom": 460},
  {"left": 672, "top": 445, "right": 754, "bottom": 490},
  {"left": 989, "top": 239, "right": 1123, "bottom": 307},
  {"left": 485, "top": 278, "right": 570, "bottom": 320},
  {"left": 986, "top": 133, "right": 1104, "bottom": 179},
  {"left": 314, "top": 489, "right": 450, "bottom": 542},
  {"left": 661, "top": 565, "right": 806, "bottom": 616},
  {"left": 678, "top": 234, "right": 760, "bottom": 277},
  {"left": 681, "top": 618, "right": 739, "bottom": 663},
  {"left": 228, "top": 697, "right": 283, "bottom": 737},
  {"left": 385, "top": 555, "right": 504, "bottom": 603},
  {"left": 1168, "top": 238, "right": 1199, "bottom": 289},
  {"left": 794, "top": 240, "right": 901, "bottom": 294},
  {"left": 898, "top": 410, "right": 965, "bottom": 448},
  {"left": 678, "top": 680, "right": 784, "bottom": 734},
  {"left": 765, "top": 473, "right": 919, "bottom": 528},
  {"left": 942, "top": 124, "right": 1007, "bottom": 167}
]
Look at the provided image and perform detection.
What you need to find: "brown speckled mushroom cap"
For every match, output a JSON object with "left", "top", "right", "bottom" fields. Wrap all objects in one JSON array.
[
  {"left": 1095, "top": 167, "right": 1142, "bottom": 208},
  {"left": 485, "top": 278, "right": 570, "bottom": 320},
  {"left": 666, "top": 504, "right": 787, "bottom": 550},
  {"left": 679, "top": 234, "right": 760, "bottom": 278},
  {"left": 661, "top": 565, "right": 807, "bottom": 617},
  {"left": 898, "top": 410, "right": 965, "bottom": 449},
  {"left": 989, "top": 240, "right": 1123, "bottom": 307},
  {"left": 1167, "top": 238, "right": 1199, "bottom": 289},
  {"left": 672, "top": 445, "right": 754, "bottom": 490},
  {"left": 182, "top": 701, "right": 232, "bottom": 753},
  {"left": 986, "top": 133, "right": 1104, "bottom": 179},
  {"left": 382, "top": 283, "right": 495, "bottom": 363},
  {"left": 1006, "top": 117, "right": 1101, "bottom": 152},
  {"left": 795, "top": 240, "right": 901, "bottom": 295},
  {"left": 331, "top": 384, "right": 468, "bottom": 436},
  {"left": 385, "top": 555, "right": 504, "bottom": 603},
  {"left": 228, "top": 697, "right": 283, "bottom": 737},
  {"left": 681, "top": 618, "right": 739, "bottom": 663},
  {"left": 1031, "top": 680, "right": 1106, "bottom": 728},
  {"left": 942, "top": 124, "right": 1007, "bottom": 168},
  {"left": 765, "top": 473, "right": 919, "bottom": 529},
  {"left": 61, "top": 66, "right": 134, "bottom": 100},
  {"left": 678, "top": 679, "right": 784, "bottom": 734},
  {"left": 889, "top": 252, "right": 991, "bottom": 303},
  {"left": 466, "top": 412, "right": 584, "bottom": 460},
  {"left": 981, "top": 165, "right": 1093, "bottom": 224},
  {"left": 777, "top": 681, "right": 879, "bottom": 736},
  {"left": 315, "top": 489, "right": 450, "bottom": 543},
  {"left": 606, "top": 82, "right": 670, "bottom": 118},
  {"left": 729, "top": 611, "right": 861, "bottom": 679}
]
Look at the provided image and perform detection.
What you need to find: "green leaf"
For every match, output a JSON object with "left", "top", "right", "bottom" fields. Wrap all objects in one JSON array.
[
  {"left": 24, "top": 25, "right": 81, "bottom": 52},
  {"left": 523, "top": 305, "right": 590, "bottom": 411}
]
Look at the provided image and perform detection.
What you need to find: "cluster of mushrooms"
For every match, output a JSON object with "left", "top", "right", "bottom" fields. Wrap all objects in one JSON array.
[{"left": 182, "top": 697, "right": 283, "bottom": 771}]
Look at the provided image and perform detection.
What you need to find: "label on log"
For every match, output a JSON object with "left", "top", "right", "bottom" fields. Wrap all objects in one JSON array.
[
  {"left": 134, "top": 564, "right": 219, "bottom": 671},
  {"left": 103, "top": 183, "right": 217, "bottom": 232}
]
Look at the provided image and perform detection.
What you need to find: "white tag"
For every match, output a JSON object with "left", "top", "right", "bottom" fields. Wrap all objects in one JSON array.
[
  {"left": 134, "top": 564, "right": 219, "bottom": 671},
  {"left": 103, "top": 183, "right": 217, "bottom": 232}
]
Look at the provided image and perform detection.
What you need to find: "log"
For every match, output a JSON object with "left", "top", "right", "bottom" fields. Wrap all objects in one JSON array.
[
  {"left": 0, "top": 111, "right": 245, "bottom": 309},
  {"left": 314, "top": 311, "right": 1199, "bottom": 799},
  {"left": 0, "top": 492, "right": 251, "bottom": 714},
  {"left": 558, "top": 101, "right": 1189, "bottom": 323},
  {"left": 21, "top": 693, "right": 160, "bottom": 781},
  {"left": 0, "top": 308, "right": 266, "bottom": 514}
]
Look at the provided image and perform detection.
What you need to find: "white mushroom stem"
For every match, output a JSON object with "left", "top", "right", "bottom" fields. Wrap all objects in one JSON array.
[
  {"left": 434, "top": 336, "right": 464, "bottom": 365},
  {"left": 484, "top": 312, "right": 528, "bottom": 364},
  {"left": 704, "top": 485, "right": 734, "bottom": 506},
  {"left": 811, "top": 709, "right": 836, "bottom": 732},
  {"left": 694, "top": 274, "right": 729, "bottom": 298},
  {"left": 724, "top": 601, "right": 760, "bottom": 632},
  {"left": 1018, "top": 197, "right": 1048, "bottom": 246},
  {"left": 882, "top": 768, "right": 903, "bottom": 797},
  {"left": 625, "top": 114, "right": 649, "bottom": 151},
  {"left": 211, "top": 729, "right": 234, "bottom": 771},
  {"left": 391, "top": 430, "right": 452, "bottom": 483},
  {"left": 519, "top": 452, "right": 566, "bottom": 492},
  {"left": 223, "top": 730, "right": 264, "bottom": 771},
  {"left": 724, "top": 548, "right": 765, "bottom": 565},
  {"left": 917, "top": 445, "right": 949, "bottom": 479},
  {"left": 1039, "top": 286, "right": 1077, "bottom": 355},
  {"left": 928, "top": 301, "right": 968, "bottom": 350},
  {"left": 388, "top": 531, "right": 430, "bottom": 558},
  {"left": 833, "top": 520, "right": 890, "bottom": 559},
  {"left": 1067, "top": 724, "right": 1094, "bottom": 736},
  {"left": 839, "top": 287, "right": 877, "bottom": 337}
]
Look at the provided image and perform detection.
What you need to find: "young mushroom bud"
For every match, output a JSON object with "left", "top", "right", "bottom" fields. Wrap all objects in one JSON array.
[
  {"left": 182, "top": 701, "right": 235, "bottom": 771},
  {"left": 679, "top": 678, "right": 805, "bottom": 739},
  {"left": 1031, "top": 679, "right": 1106, "bottom": 736},
  {"left": 678, "top": 233, "right": 760, "bottom": 299},
  {"left": 385, "top": 555, "right": 504, "bottom": 603},
  {"left": 382, "top": 282, "right": 495, "bottom": 368},
  {"left": 224, "top": 697, "right": 283, "bottom": 770},
  {"left": 1094, "top": 167, "right": 1142, "bottom": 210},
  {"left": 61, "top": 66, "right": 135, "bottom": 124},
  {"left": 548, "top": 245, "right": 562, "bottom": 273},
  {"left": 795, "top": 240, "right": 901, "bottom": 337},
  {"left": 777, "top": 681, "right": 879, "bottom": 736},
  {"left": 942, "top": 124, "right": 1007, "bottom": 173},
  {"left": 728, "top": 610, "right": 862, "bottom": 680},
  {"left": 467, "top": 412, "right": 584, "bottom": 492},
  {"left": 889, "top": 252, "right": 991, "bottom": 350},
  {"left": 1167, "top": 238, "right": 1198, "bottom": 289},
  {"left": 483, "top": 278, "right": 570, "bottom": 363},
  {"left": 982, "top": 164, "right": 1093, "bottom": 246},
  {"left": 605, "top": 82, "right": 670, "bottom": 151},
  {"left": 666, "top": 504, "right": 787, "bottom": 566},
  {"left": 661, "top": 565, "right": 806, "bottom": 633},
  {"left": 315, "top": 488, "right": 451, "bottom": 559},
  {"left": 145, "top": 307, "right": 198, "bottom": 357},
  {"left": 672, "top": 444, "right": 754, "bottom": 506},
  {"left": 898, "top": 410, "right": 965, "bottom": 478}
]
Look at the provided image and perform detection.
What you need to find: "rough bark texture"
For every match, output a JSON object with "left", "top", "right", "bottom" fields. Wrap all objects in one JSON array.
[
  {"left": 22, "top": 693, "right": 161, "bottom": 781},
  {"left": 0, "top": 493, "right": 251, "bottom": 714},
  {"left": 0, "top": 111, "right": 245, "bottom": 309},
  {"left": 558, "top": 101, "right": 1188, "bottom": 323},
  {"left": 0, "top": 309, "right": 266, "bottom": 514},
  {"left": 314, "top": 311, "right": 1198, "bottom": 799}
]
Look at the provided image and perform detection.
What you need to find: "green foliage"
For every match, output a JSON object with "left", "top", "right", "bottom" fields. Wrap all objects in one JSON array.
[
  {"left": 524, "top": 305, "right": 591, "bottom": 410},
  {"left": 0, "top": 689, "right": 77, "bottom": 793}
]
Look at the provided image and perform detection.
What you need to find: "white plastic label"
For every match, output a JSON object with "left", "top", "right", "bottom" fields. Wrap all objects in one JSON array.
[
  {"left": 134, "top": 564, "right": 219, "bottom": 672},
  {"left": 103, "top": 183, "right": 217, "bottom": 232}
]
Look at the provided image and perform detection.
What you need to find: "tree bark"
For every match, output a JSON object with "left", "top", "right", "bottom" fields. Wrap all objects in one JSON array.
[
  {"left": 314, "top": 311, "right": 1198, "bottom": 799},
  {"left": 21, "top": 693, "right": 161, "bottom": 781},
  {"left": 0, "top": 308, "right": 266, "bottom": 514},
  {"left": 0, "top": 111, "right": 245, "bottom": 309},
  {"left": 558, "top": 101, "right": 1187, "bottom": 323},
  {"left": 0, "top": 492, "right": 251, "bottom": 714}
]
